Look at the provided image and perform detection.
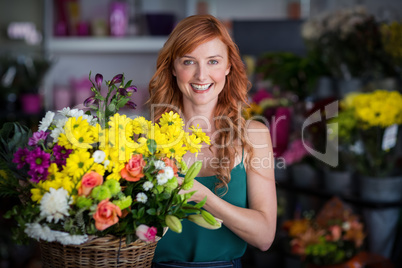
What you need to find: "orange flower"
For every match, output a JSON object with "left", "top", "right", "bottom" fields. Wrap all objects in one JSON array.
[
  {"left": 162, "top": 157, "right": 178, "bottom": 177},
  {"left": 93, "top": 199, "right": 122, "bottom": 231},
  {"left": 326, "top": 225, "right": 342, "bottom": 241},
  {"left": 121, "top": 154, "right": 145, "bottom": 182},
  {"left": 78, "top": 171, "right": 103, "bottom": 197}
]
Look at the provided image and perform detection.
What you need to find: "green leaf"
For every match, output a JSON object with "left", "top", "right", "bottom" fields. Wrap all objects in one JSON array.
[
  {"left": 147, "top": 139, "right": 157, "bottom": 154},
  {"left": 146, "top": 208, "right": 156, "bottom": 215},
  {"left": 194, "top": 196, "right": 207, "bottom": 209}
]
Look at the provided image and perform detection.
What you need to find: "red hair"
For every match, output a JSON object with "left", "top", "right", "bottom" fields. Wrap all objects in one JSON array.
[{"left": 148, "top": 15, "right": 252, "bottom": 193}]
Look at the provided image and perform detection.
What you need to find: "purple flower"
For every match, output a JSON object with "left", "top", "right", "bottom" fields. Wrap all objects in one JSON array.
[
  {"left": 28, "top": 131, "right": 49, "bottom": 146},
  {"left": 125, "top": 101, "right": 137, "bottom": 110},
  {"left": 95, "top": 73, "right": 103, "bottom": 90},
  {"left": 28, "top": 169, "right": 48, "bottom": 183},
  {"left": 84, "top": 96, "right": 98, "bottom": 107},
  {"left": 126, "top": 85, "right": 137, "bottom": 93},
  {"left": 12, "top": 148, "right": 30, "bottom": 169},
  {"left": 26, "top": 147, "right": 51, "bottom": 174},
  {"left": 53, "top": 145, "right": 72, "bottom": 166},
  {"left": 118, "top": 87, "right": 128, "bottom": 96},
  {"left": 110, "top": 74, "right": 123, "bottom": 85}
]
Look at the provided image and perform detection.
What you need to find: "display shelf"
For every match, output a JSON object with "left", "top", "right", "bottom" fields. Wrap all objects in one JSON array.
[
  {"left": 46, "top": 36, "right": 167, "bottom": 53},
  {"left": 276, "top": 180, "right": 402, "bottom": 209}
]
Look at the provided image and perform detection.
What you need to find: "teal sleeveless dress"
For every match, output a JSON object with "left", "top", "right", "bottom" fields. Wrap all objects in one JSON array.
[{"left": 153, "top": 161, "right": 248, "bottom": 262}]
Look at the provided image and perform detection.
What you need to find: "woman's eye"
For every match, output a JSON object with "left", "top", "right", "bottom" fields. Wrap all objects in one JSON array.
[
  {"left": 183, "top": 60, "right": 194, "bottom": 65},
  {"left": 209, "top": 59, "right": 218, "bottom": 65}
]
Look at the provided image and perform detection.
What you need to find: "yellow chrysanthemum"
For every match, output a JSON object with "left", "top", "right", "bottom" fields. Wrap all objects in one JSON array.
[
  {"left": 64, "top": 149, "right": 94, "bottom": 179},
  {"left": 159, "top": 111, "right": 184, "bottom": 129},
  {"left": 190, "top": 124, "right": 211, "bottom": 145},
  {"left": 63, "top": 116, "right": 97, "bottom": 149},
  {"left": 185, "top": 133, "right": 203, "bottom": 154},
  {"left": 132, "top": 116, "right": 151, "bottom": 135},
  {"left": 347, "top": 90, "right": 402, "bottom": 128}
]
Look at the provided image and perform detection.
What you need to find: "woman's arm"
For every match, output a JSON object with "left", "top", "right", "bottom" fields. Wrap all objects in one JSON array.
[{"left": 186, "top": 120, "right": 277, "bottom": 251}]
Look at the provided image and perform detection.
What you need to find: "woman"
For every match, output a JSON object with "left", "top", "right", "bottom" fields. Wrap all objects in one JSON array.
[{"left": 148, "top": 14, "right": 277, "bottom": 267}]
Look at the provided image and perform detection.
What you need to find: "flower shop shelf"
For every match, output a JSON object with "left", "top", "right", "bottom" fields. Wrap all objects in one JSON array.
[
  {"left": 46, "top": 37, "right": 167, "bottom": 54},
  {"left": 276, "top": 181, "right": 402, "bottom": 209}
]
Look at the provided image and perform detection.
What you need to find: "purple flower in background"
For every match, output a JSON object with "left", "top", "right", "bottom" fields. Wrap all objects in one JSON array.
[
  {"left": 84, "top": 96, "right": 98, "bottom": 107},
  {"left": 126, "top": 85, "right": 137, "bottom": 93},
  {"left": 12, "top": 148, "right": 30, "bottom": 169},
  {"left": 26, "top": 147, "right": 51, "bottom": 174},
  {"left": 118, "top": 87, "right": 129, "bottom": 96},
  {"left": 28, "top": 131, "right": 49, "bottom": 146},
  {"left": 125, "top": 100, "right": 137, "bottom": 110},
  {"left": 110, "top": 74, "right": 123, "bottom": 85},
  {"left": 95, "top": 73, "right": 103, "bottom": 90}
]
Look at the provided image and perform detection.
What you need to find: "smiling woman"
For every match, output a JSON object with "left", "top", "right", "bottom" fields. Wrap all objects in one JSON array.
[{"left": 148, "top": 14, "right": 277, "bottom": 267}]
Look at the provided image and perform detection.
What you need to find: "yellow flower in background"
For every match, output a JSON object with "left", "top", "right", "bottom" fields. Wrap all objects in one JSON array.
[
  {"left": 243, "top": 103, "right": 264, "bottom": 120},
  {"left": 346, "top": 90, "right": 402, "bottom": 128}
]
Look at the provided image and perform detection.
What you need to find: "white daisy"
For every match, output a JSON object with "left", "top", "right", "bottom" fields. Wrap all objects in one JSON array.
[
  {"left": 154, "top": 160, "right": 165, "bottom": 170},
  {"left": 163, "top": 166, "right": 174, "bottom": 180},
  {"left": 92, "top": 150, "right": 106, "bottom": 163},
  {"left": 136, "top": 192, "right": 148, "bottom": 203},
  {"left": 58, "top": 107, "right": 71, "bottom": 117},
  {"left": 68, "top": 108, "right": 85, "bottom": 118},
  {"left": 38, "top": 111, "right": 55, "bottom": 132},
  {"left": 40, "top": 188, "right": 71, "bottom": 223},
  {"left": 156, "top": 172, "right": 169, "bottom": 185},
  {"left": 143, "top": 181, "right": 154, "bottom": 191}
]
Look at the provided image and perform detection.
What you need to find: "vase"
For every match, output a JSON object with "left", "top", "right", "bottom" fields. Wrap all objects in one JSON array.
[
  {"left": 290, "top": 164, "right": 319, "bottom": 188},
  {"left": 359, "top": 175, "right": 402, "bottom": 259},
  {"left": 323, "top": 169, "right": 353, "bottom": 196},
  {"left": 290, "top": 164, "right": 321, "bottom": 212}
]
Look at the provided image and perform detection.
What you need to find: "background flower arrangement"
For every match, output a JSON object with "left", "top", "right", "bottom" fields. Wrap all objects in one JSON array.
[
  {"left": 0, "top": 73, "right": 219, "bottom": 248},
  {"left": 328, "top": 89, "right": 402, "bottom": 177},
  {"left": 301, "top": 6, "right": 397, "bottom": 80},
  {"left": 282, "top": 197, "right": 365, "bottom": 266}
]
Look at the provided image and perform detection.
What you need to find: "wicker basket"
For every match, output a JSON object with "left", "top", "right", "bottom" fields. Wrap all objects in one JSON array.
[{"left": 39, "top": 235, "right": 159, "bottom": 268}]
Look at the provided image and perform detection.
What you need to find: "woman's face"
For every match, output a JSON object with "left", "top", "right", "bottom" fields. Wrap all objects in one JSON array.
[{"left": 172, "top": 38, "right": 230, "bottom": 108}]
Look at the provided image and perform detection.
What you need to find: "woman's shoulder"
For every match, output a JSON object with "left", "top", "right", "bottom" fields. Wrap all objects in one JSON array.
[
  {"left": 244, "top": 120, "right": 271, "bottom": 147},
  {"left": 245, "top": 119, "right": 268, "bottom": 130}
]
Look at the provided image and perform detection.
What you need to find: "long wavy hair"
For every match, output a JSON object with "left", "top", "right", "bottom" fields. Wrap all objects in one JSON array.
[{"left": 148, "top": 15, "right": 253, "bottom": 193}]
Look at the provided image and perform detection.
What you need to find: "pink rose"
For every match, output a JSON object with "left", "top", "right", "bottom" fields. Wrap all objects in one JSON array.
[
  {"left": 93, "top": 199, "right": 122, "bottom": 231},
  {"left": 78, "top": 171, "right": 103, "bottom": 196},
  {"left": 136, "top": 224, "right": 157, "bottom": 242},
  {"left": 121, "top": 154, "right": 145, "bottom": 182}
]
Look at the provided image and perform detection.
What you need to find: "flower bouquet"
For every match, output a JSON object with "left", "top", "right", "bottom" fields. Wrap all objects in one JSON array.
[
  {"left": 328, "top": 89, "right": 402, "bottom": 177},
  {"left": 282, "top": 197, "right": 365, "bottom": 266},
  {"left": 0, "top": 73, "right": 220, "bottom": 267}
]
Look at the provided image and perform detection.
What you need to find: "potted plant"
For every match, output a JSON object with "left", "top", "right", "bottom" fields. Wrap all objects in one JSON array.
[
  {"left": 301, "top": 6, "right": 397, "bottom": 88},
  {"left": 331, "top": 89, "right": 402, "bottom": 258},
  {"left": 282, "top": 197, "right": 365, "bottom": 267}
]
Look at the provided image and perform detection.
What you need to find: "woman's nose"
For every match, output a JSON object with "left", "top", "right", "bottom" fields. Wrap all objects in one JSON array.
[{"left": 194, "top": 64, "right": 208, "bottom": 81}]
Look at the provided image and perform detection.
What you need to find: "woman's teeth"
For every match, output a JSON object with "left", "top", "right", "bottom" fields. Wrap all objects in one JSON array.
[{"left": 191, "top": 84, "right": 212, "bottom": 91}]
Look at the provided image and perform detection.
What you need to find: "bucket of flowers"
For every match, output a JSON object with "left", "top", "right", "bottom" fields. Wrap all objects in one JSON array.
[
  {"left": 282, "top": 197, "right": 365, "bottom": 267},
  {"left": 0, "top": 73, "right": 220, "bottom": 267}
]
